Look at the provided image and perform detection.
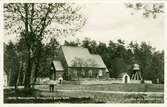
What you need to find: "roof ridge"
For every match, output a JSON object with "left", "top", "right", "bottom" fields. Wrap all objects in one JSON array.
[{"left": 61, "top": 45, "right": 88, "bottom": 49}]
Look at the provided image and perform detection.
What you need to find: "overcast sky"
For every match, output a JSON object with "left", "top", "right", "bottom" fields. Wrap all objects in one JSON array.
[
  {"left": 4, "top": 3, "right": 164, "bottom": 50},
  {"left": 63, "top": 3, "right": 164, "bottom": 50}
]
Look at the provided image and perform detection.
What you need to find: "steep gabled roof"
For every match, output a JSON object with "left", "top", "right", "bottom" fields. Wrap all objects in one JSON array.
[
  {"left": 52, "top": 60, "right": 64, "bottom": 71},
  {"left": 90, "top": 54, "right": 106, "bottom": 68},
  {"left": 61, "top": 46, "right": 107, "bottom": 69}
]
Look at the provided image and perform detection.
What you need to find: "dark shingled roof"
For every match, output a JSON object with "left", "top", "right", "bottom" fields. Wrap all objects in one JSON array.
[{"left": 61, "top": 46, "right": 108, "bottom": 69}]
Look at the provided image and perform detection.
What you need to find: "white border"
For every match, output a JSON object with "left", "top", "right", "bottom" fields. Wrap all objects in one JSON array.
[
  {"left": 0, "top": 1, "right": 4, "bottom": 105},
  {"left": 164, "top": 2, "right": 167, "bottom": 104},
  {"left": 1, "top": 0, "right": 167, "bottom": 3},
  {"left": 0, "top": 0, "right": 166, "bottom": 106}
]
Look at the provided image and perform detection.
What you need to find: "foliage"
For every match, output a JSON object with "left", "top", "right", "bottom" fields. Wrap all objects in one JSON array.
[
  {"left": 4, "top": 3, "right": 86, "bottom": 88},
  {"left": 4, "top": 42, "right": 20, "bottom": 86},
  {"left": 4, "top": 36, "right": 164, "bottom": 84},
  {"left": 125, "top": 3, "right": 164, "bottom": 19},
  {"left": 4, "top": 3, "right": 164, "bottom": 86},
  {"left": 62, "top": 38, "right": 164, "bottom": 83}
]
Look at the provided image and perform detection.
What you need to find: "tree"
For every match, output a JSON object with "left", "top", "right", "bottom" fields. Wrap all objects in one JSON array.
[
  {"left": 4, "top": 42, "right": 14, "bottom": 86},
  {"left": 4, "top": 42, "right": 20, "bottom": 88},
  {"left": 64, "top": 40, "right": 80, "bottom": 47},
  {"left": 125, "top": 3, "right": 164, "bottom": 19},
  {"left": 82, "top": 37, "right": 97, "bottom": 53},
  {"left": 4, "top": 3, "right": 86, "bottom": 89},
  {"left": 137, "top": 42, "right": 153, "bottom": 81},
  {"left": 37, "top": 38, "right": 60, "bottom": 78}
]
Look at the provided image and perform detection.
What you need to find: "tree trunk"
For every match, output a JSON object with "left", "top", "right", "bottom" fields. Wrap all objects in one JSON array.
[
  {"left": 24, "top": 49, "right": 33, "bottom": 89},
  {"left": 16, "top": 65, "right": 21, "bottom": 86},
  {"left": 23, "top": 4, "right": 33, "bottom": 89},
  {"left": 33, "top": 41, "right": 42, "bottom": 84},
  {"left": 32, "top": 59, "right": 39, "bottom": 88}
]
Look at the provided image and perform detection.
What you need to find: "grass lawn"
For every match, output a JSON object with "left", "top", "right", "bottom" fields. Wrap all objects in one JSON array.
[
  {"left": 35, "top": 83, "right": 164, "bottom": 92},
  {"left": 4, "top": 84, "right": 164, "bottom": 103},
  {"left": 37, "top": 89, "right": 164, "bottom": 103}
]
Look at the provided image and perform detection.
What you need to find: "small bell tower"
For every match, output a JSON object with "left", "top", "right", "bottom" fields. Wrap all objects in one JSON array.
[{"left": 131, "top": 63, "right": 142, "bottom": 80}]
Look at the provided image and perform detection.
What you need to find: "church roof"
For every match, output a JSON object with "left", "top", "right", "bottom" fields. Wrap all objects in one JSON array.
[
  {"left": 61, "top": 46, "right": 107, "bottom": 69},
  {"left": 52, "top": 60, "right": 64, "bottom": 71}
]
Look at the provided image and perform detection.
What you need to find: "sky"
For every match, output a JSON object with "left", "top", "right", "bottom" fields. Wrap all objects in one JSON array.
[
  {"left": 4, "top": 3, "right": 164, "bottom": 50},
  {"left": 62, "top": 3, "right": 164, "bottom": 50}
]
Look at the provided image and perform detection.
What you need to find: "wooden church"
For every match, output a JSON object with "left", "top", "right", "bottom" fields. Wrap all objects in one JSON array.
[{"left": 50, "top": 46, "right": 109, "bottom": 81}]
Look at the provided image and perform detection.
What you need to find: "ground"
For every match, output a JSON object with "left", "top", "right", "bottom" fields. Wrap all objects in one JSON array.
[
  {"left": 4, "top": 83, "right": 164, "bottom": 103},
  {"left": 35, "top": 84, "right": 164, "bottom": 92}
]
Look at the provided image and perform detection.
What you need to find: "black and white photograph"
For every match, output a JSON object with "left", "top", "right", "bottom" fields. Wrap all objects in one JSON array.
[{"left": 2, "top": 1, "right": 165, "bottom": 104}]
